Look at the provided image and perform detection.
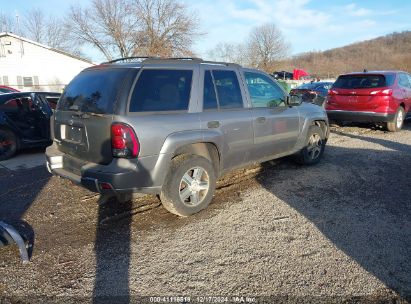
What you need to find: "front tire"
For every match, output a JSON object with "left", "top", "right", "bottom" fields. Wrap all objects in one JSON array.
[
  {"left": 386, "top": 106, "right": 405, "bottom": 132},
  {"left": 160, "top": 154, "right": 216, "bottom": 217},
  {"left": 0, "top": 129, "right": 18, "bottom": 161},
  {"left": 295, "top": 125, "right": 326, "bottom": 165}
]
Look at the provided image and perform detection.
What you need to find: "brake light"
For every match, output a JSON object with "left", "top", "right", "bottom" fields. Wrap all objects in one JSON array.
[
  {"left": 111, "top": 123, "right": 139, "bottom": 158},
  {"left": 328, "top": 89, "right": 339, "bottom": 96},
  {"left": 369, "top": 89, "right": 393, "bottom": 96}
]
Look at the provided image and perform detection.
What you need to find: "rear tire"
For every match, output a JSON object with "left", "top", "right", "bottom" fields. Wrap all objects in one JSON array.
[
  {"left": 295, "top": 125, "right": 326, "bottom": 165},
  {"left": 160, "top": 154, "right": 216, "bottom": 217},
  {"left": 386, "top": 106, "right": 405, "bottom": 132},
  {"left": 0, "top": 129, "right": 18, "bottom": 161}
]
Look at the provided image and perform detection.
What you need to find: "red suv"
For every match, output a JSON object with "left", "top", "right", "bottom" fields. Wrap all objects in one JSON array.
[{"left": 325, "top": 71, "right": 411, "bottom": 131}]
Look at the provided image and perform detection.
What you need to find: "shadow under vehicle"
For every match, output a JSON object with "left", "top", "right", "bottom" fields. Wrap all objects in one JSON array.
[{"left": 0, "top": 92, "right": 61, "bottom": 160}]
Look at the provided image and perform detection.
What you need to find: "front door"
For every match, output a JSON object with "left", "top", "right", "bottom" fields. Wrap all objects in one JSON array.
[{"left": 243, "top": 71, "right": 300, "bottom": 160}]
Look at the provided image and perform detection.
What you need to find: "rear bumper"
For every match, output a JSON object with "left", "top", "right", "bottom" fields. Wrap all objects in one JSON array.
[
  {"left": 326, "top": 110, "right": 395, "bottom": 123},
  {"left": 45, "top": 144, "right": 163, "bottom": 195}
]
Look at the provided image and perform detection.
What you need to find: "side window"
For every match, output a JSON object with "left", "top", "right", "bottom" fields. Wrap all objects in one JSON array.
[
  {"left": 212, "top": 70, "right": 243, "bottom": 109},
  {"left": 244, "top": 72, "right": 286, "bottom": 108},
  {"left": 398, "top": 73, "right": 411, "bottom": 89},
  {"left": 406, "top": 74, "right": 411, "bottom": 88},
  {"left": 129, "top": 69, "right": 192, "bottom": 112},
  {"left": 203, "top": 71, "right": 218, "bottom": 110}
]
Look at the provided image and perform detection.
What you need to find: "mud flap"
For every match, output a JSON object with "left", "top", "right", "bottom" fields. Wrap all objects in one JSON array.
[{"left": 0, "top": 221, "right": 31, "bottom": 264}]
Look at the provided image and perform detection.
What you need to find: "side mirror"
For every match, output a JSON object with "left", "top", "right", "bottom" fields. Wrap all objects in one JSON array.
[{"left": 286, "top": 94, "right": 302, "bottom": 106}]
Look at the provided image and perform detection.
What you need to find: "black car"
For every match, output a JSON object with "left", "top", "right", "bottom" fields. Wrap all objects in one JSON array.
[
  {"left": 272, "top": 71, "right": 294, "bottom": 80},
  {"left": 290, "top": 82, "right": 333, "bottom": 106},
  {"left": 0, "top": 92, "right": 61, "bottom": 160}
]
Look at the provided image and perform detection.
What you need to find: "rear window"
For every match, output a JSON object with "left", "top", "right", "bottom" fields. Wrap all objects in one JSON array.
[
  {"left": 333, "top": 74, "right": 395, "bottom": 89},
  {"left": 58, "top": 68, "right": 131, "bottom": 114},
  {"left": 129, "top": 69, "right": 192, "bottom": 112}
]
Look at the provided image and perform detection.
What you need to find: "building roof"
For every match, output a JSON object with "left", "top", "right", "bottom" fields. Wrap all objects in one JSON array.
[{"left": 0, "top": 32, "right": 94, "bottom": 65}]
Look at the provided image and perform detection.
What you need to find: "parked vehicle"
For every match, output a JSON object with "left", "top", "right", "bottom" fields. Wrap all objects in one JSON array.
[
  {"left": 46, "top": 57, "right": 329, "bottom": 216},
  {"left": 290, "top": 82, "right": 333, "bottom": 106},
  {"left": 326, "top": 71, "right": 411, "bottom": 131},
  {"left": 272, "top": 71, "right": 293, "bottom": 80},
  {"left": 0, "top": 92, "right": 61, "bottom": 160},
  {"left": 0, "top": 86, "right": 19, "bottom": 94}
]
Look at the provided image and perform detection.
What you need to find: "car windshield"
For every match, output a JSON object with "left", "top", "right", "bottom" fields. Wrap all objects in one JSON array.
[
  {"left": 333, "top": 74, "right": 395, "bottom": 89},
  {"left": 58, "top": 68, "right": 132, "bottom": 114}
]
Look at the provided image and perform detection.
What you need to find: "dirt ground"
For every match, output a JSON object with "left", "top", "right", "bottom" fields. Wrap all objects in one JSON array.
[{"left": 0, "top": 122, "right": 410, "bottom": 303}]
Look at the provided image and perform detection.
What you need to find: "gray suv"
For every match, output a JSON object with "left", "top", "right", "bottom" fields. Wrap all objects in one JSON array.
[{"left": 46, "top": 58, "right": 329, "bottom": 216}]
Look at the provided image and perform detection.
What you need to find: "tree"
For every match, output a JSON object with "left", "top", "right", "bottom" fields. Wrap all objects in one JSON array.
[
  {"left": 0, "top": 12, "right": 15, "bottom": 33},
  {"left": 133, "top": 0, "right": 199, "bottom": 57},
  {"left": 23, "top": 8, "right": 45, "bottom": 42},
  {"left": 246, "top": 23, "right": 289, "bottom": 71},
  {"left": 22, "top": 8, "right": 83, "bottom": 56},
  {"left": 66, "top": 0, "right": 200, "bottom": 61},
  {"left": 207, "top": 42, "right": 250, "bottom": 66}
]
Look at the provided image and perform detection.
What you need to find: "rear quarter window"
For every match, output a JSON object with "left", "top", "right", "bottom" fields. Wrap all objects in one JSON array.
[
  {"left": 129, "top": 69, "right": 193, "bottom": 112},
  {"left": 58, "top": 68, "right": 132, "bottom": 114},
  {"left": 333, "top": 74, "right": 395, "bottom": 89}
]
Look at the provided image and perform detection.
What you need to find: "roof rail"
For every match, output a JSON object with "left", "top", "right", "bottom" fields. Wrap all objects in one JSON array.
[
  {"left": 101, "top": 56, "right": 239, "bottom": 67},
  {"left": 102, "top": 56, "right": 159, "bottom": 64}
]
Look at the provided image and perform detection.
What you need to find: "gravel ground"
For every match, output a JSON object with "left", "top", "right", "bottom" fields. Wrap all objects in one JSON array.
[{"left": 0, "top": 122, "right": 410, "bottom": 303}]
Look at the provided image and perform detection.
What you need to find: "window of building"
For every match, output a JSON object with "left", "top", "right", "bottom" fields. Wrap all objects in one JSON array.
[{"left": 23, "top": 77, "right": 33, "bottom": 87}]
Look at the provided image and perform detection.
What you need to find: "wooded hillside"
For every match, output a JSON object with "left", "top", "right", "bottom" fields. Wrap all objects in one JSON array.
[{"left": 274, "top": 31, "right": 411, "bottom": 78}]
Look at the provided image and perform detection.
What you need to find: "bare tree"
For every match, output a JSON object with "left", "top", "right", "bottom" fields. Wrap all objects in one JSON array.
[
  {"left": 133, "top": 0, "right": 199, "bottom": 57},
  {"left": 21, "top": 8, "right": 83, "bottom": 56},
  {"left": 207, "top": 42, "right": 248, "bottom": 66},
  {"left": 0, "top": 12, "right": 15, "bottom": 32},
  {"left": 23, "top": 8, "right": 46, "bottom": 42},
  {"left": 246, "top": 23, "right": 289, "bottom": 71},
  {"left": 66, "top": 0, "right": 200, "bottom": 61}
]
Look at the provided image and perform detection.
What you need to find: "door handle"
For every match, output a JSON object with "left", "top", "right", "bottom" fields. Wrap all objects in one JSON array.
[
  {"left": 207, "top": 121, "right": 220, "bottom": 128},
  {"left": 256, "top": 116, "right": 266, "bottom": 123}
]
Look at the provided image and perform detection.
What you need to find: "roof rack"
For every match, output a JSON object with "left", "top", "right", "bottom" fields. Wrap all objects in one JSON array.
[
  {"left": 102, "top": 56, "right": 160, "bottom": 64},
  {"left": 101, "top": 56, "right": 239, "bottom": 67}
]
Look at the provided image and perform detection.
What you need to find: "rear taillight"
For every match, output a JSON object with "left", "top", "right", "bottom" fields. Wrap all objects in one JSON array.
[
  {"left": 328, "top": 89, "right": 339, "bottom": 96},
  {"left": 111, "top": 123, "right": 139, "bottom": 158},
  {"left": 370, "top": 89, "right": 393, "bottom": 96}
]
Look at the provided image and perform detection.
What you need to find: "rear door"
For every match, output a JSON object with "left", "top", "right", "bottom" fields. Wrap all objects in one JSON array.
[
  {"left": 54, "top": 67, "right": 137, "bottom": 165},
  {"left": 243, "top": 71, "right": 300, "bottom": 160},
  {"left": 199, "top": 69, "right": 254, "bottom": 170}
]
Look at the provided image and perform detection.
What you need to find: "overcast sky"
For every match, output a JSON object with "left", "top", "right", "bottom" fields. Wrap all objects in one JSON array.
[{"left": 2, "top": 0, "right": 411, "bottom": 62}]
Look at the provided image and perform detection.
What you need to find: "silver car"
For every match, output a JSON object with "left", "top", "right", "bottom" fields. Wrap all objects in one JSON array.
[{"left": 46, "top": 58, "right": 329, "bottom": 216}]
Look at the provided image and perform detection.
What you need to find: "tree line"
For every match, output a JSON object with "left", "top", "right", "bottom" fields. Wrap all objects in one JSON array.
[
  {"left": 0, "top": 0, "right": 200, "bottom": 61},
  {"left": 1, "top": 1, "right": 409, "bottom": 75},
  {"left": 275, "top": 31, "right": 411, "bottom": 78},
  {"left": 0, "top": 0, "right": 290, "bottom": 67}
]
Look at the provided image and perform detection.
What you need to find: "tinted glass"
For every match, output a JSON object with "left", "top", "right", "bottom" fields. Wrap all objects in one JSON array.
[
  {"left": 130, "top": 69, "right": 192, "bottom": 112},
  {"left": 212, "top": 70, "right": 243, "bottom": 109},
  {"left": 333, "top": 74, "right": 395, "bottom": 89},
  {"left": 244, "top": 72, "right": 285, "bottom": 108},
  {"left": 203, "top": 71, "right": 218, "bottom": 110},
  {"left": 0, "top": 88, "right": 14, "bottom": 93},
  {"left": 58, "top": 68, "right": 131, "bottom": 114}
]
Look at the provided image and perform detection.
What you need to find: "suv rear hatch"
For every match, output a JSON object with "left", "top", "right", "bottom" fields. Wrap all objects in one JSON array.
[
  {"left": 328, "top": 74, "right": 395, "bottom": 111},
  {"left": 53, "top": 67, "right": 137, "bottom": 167}
]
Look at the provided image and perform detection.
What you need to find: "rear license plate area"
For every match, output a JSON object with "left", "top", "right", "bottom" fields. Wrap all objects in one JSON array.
[{"left": 61, "top": 124, "right": 83, "bottom": 143}]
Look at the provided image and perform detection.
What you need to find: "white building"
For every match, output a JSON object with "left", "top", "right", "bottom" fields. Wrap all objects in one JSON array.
[{"left": 0, "top": 32, "right": 94, "bottom": 92}]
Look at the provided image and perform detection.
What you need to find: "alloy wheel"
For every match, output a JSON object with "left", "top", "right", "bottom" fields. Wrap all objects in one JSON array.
[
  {"left": 179, "top": 166, "right": 210, "bottom": 207},
  {"left": 307, "top": 133, "right": 323, "bottom": 160}
]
